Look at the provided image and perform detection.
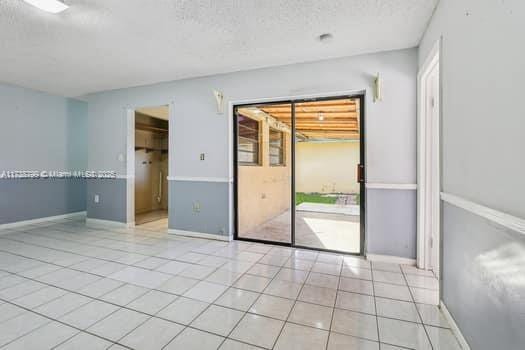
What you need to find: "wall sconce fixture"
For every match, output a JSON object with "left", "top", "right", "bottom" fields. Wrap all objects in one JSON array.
[
  {"left": 373, "top": 73, "right": 382, "bottom": 102},
  {"left": 213, "top": 90, "right": 224, "bottom": 114}
]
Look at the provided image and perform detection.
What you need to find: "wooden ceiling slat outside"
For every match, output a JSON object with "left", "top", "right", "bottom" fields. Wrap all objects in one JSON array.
[{"left": 259, "top": 98, "right": 359, "bottom": 140}]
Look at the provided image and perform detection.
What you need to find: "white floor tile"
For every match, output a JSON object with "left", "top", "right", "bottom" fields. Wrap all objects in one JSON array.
[
  {"left": 375, "top": 297, "right": 420, "bottom": 323},
  {"left": 274, "top": 323, "right": 329, "bottom": 350},
  {"left": 405, "top": 274, "right": 439, "bottom": 290},
  {"left": 249, "top": 294, "right": 295, "bottom": 320},
  {"left": 120, "top": 316, "right": 184, "bottom": 350},
  {"left": 372, "top": 271, "right": 406, "bottom": 286},
  {"left": 247, "top": 263, "right": 280, "bottom": 278},
  {"left": 264, "top": 279, "right": 303, "bottom": 299},
  {"left": 298, "top": 285, "right": 337, "bottom": 307},
  {"left": 335, "top": 291, "right": 376, "bottom": 314},
  {"left": 191, "top": 305, "right": 244, "bottom": 336},
  {"left": 0, "top": 312, "right": 50, "bottom": 347},
  {"left": 59, "top": 300, "right": 119, "bottom": 329},
  {"left": 331, "top": 308, "right": 378, "bottom": 341},
  {"left": 35, "top": 292, "right": 92, "bottom": 318},
  {"left": 164, "top": 327, "right": 224, "bottom": 350},
  {"left": 416, "top": 303, "right": 450, "bottom": 328},
  {"left": 230, "top": 314, "right": 284, "bottom": 349},
  {"left": 158, "top": 275, "right": 199, "bottom": 294},
  {"left": 327, "top": 332, "right": 379, "bottom": 350},
  {"left": 4, "top": 321, "right": 78, "bottom": 350},
  {"left": 183, "top": 281, "right": 228, "bottom": 302},
  {"left": 425, "top": 325, "right": 462, "bottom": 350},
  {"left": 339, "top": 277, "right": 374, "bottom": 295},
  {"left": 157, "top": 296, "right": 209, "bottom": 324},
  {"left": 219, "top": 338, "right": 264, "bottom": 350},
  {"left": 410, "top": 287, "right": 439, "bottom": 305},
  {"left": 127, "top": 289, "right": 177, "bottom": 314},
  {"left": 288, "top": 301, "right": 333, "bottom": 330},
  {"left": 377, "top": 317, "right": 431, "bottom": 350},
  {"left": 373, "top": 282, "right": 411, "bottom": 302},
  {"left": 87, "top": 308, "right": 149, "bottom": 342},
  {"left": 214, "top": 287, "right": 260, "bottom": 311},
  {"left": 54, "top": 331, "right": 113, "bottom": 350},
  {"left": 233, "top": 274, "right": 272, "bottom": 292},
  {"left": 306, "top": 272, "right": 339, "bottom": 289},
  {"left": 99, "top": 283, "right": 149, "bottom": 306}
]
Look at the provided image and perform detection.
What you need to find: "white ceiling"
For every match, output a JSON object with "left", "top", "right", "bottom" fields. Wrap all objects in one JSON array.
[{"left": 0, "top": 0, "right": 438, "bottom": 97}]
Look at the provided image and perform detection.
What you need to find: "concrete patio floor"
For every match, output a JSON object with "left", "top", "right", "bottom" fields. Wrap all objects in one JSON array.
[{"left": 240, "top": 209, "right": 360, "bottom": 253}]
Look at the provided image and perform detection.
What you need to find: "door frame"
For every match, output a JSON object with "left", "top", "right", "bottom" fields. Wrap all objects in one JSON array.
[
  {"left": 231, "top": 92, "right": 366, "bottom": 255},
  {"left": 125, "top": 102, "right": 174, "bottom": 227},
  {"left": 417, "top": 38, "right": 441, "bottom": 272}
]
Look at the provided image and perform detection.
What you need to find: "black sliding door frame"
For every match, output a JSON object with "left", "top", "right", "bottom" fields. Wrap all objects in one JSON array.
[{"left": 233, "top": 94, "right": 366, "bottom": 255}]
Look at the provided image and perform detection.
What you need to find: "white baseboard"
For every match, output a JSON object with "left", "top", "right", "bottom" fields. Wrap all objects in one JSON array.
[
  {"left": 366, "top": 253, "right": 416, "bottom": 266},
  {"left": 440, "top": 301, "right": 471, "bottom": 350},
  {"left": 0, "top": 211, "right": 86, "bottom": 230},
  {"left": 168, "top": 229, "right": 232, "bottom": 242},
  {"left": 86, "top": 218, "right": 130, "bottom": 228}
]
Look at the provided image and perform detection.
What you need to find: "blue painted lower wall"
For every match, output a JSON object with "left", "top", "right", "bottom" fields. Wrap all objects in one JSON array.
[
  {"left": 442, "top": 202, "right": 525, "bottom": 350},
  {"left": 0, "top": 178, "right": 86, "bottom": 225},
  {"left": 366, "top": 188, "right": 417, "bottom": 259},
  {"left": 169, "top": 180, "right": 229, "bottom": 237},
  {"left": 86, "top": 178, "right": 127, "bottom": 223}
]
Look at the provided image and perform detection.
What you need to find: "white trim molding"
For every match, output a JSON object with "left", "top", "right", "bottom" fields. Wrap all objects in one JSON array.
[
  {"left": 167, "top": 176, "right": 232, "bottom": 183},
  {"left": 440, "top": 301, "right": 471, "bottom": 350},
  {"left": 441, "top": 192, "right": 525, "bottom": 235},
  {"left": 168, "top": 229, "right": 232, "bottom": 242},
  {"left": 366, "top": 254, "right": 416, "bottom": 266},
  {"left": 86, "top": 218, "right": 131, "bottom": 229},
  {"left": 0, "top": 211, "right": 86, "bottom": 230},
  {"left": 365, "top": 183, "right": 417, "bottom": 190},
  {"left": 417, "top": 37, "right": 442, "bottom": 271}
]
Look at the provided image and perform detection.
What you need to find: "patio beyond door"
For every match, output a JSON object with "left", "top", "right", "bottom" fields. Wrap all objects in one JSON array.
[{"left": 234, "top": 95, "right": 364, "bottom": 254}]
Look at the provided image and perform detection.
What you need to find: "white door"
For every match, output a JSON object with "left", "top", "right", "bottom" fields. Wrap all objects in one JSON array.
[{"left": 426, "top": 62, "right": 440, "bottom": 276}]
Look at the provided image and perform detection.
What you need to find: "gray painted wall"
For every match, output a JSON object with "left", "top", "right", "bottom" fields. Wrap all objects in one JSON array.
[
  {"left": 0, "top": 179, "right": 86, "bottom": 224},
  {"left": 419, "top": 0, "right": 525, "bottom": 347},
  {"left": 366, "top": 189, "right": 417, "bottom": 259},
  {"left": 442, "top": 203, "right": 525, "bottom": 350},
  {"left": 0, "top": 83, "right": 88, "bottom": 224},
  {"left": 169, "top": 180, "right": 229, "bottom": 236},
  {"left": 85, "top": 48, "right": 418, "bottom": 253},
  {"left": 86, "top": 179, "right": 127, "bottom": 223}
]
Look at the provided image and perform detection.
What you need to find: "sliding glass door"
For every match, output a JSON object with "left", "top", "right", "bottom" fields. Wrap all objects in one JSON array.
[{"left": 234, "top": 96, "right": 364, "bottom": 254}]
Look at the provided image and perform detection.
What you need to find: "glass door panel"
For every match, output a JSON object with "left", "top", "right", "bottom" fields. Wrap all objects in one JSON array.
[
  {"left": 236, "top": 103, "right": 292, "bottom": 244},
  {"left": 293, "top": 98, "right": 361, "bottom": 253}
]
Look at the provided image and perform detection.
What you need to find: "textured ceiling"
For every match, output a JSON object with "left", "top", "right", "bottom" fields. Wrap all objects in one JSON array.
[{"left": 0, "top": 0, "right": 438, "bottom": 97}]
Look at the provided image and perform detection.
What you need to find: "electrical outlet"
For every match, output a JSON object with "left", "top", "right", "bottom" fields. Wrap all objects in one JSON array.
[
  {"left": 192, "top": 202, "right": 201, "bottom": 212},
  {"left": 94, "top": 194, "right": 99, "bottom": 203}
]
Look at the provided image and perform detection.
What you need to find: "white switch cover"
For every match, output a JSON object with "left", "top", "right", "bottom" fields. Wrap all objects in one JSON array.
[
  {"left": 94, "top": 195, "right": 99, "bottom": 203},
  {"left": 117, "top": 153, "right": 125, "bottom": 162}
]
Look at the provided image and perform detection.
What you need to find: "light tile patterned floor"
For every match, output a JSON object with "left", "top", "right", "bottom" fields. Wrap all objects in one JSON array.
[{"left": 0, "top": 217, "right": 461, "bottom": 350}]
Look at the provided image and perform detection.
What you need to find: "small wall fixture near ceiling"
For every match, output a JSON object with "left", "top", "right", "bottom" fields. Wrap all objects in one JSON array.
[
  {"left": 213, "top": 90, "right": 224, "bottom": 114},
  {"left": 22, "top": 0, "right": 69, "bottom": 13},
  {"left": 373, "top": 73, "right": 382, "bottom": 102}
]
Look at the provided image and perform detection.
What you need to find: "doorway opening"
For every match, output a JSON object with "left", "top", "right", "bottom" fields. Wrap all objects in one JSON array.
[
  {"left": 133, "top": 105, "right": 169, "bottom": 231},
  {"left": 234, "top": 95, "right": 365, "bottom": 255}
]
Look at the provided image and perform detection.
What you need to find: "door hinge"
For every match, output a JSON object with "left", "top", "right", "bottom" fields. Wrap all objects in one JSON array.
[{"left": 429, "top": 237, "right": 433, "bottom": 248}]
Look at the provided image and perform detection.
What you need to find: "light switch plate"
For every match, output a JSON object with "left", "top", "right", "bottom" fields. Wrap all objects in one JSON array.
[{"left": 94, "top": 194, "right": 99, "bottom": 203}]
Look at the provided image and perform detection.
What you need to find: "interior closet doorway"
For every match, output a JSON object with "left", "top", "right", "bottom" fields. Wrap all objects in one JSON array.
[
  {"left": 133, "top": 105, "right": 169, "bottom": 230},
  {"left": 234, "top": 94, "right": 365, "bottom": 255}
]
